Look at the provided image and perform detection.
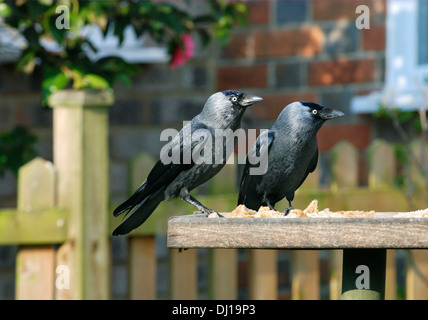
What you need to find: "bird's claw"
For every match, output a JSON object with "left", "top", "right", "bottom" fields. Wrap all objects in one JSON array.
[
  {"left": 193, "top": 208, "right": 223, "bottom": 218},
  {"left": 283, "top": 207, "right": 292, "bottom": 216}
]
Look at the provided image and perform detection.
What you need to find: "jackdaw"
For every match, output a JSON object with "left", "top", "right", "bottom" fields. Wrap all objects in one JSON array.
[
  {"left": 113, "top": 90, "right": 263, "bottom": 235},
  {"left": 238, "top": 101, "right": 344, "bottom": 213}
]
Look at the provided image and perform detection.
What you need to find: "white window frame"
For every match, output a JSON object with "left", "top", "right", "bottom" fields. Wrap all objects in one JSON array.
[
  {"left": 79, "top": 24, "right": 169, "bottom": 64},
  {"left": 0, "top": 23, "right": 169, "bottom": 64},
  {"left": 351, "top": 0, "right": 428, "bottom": 113}
]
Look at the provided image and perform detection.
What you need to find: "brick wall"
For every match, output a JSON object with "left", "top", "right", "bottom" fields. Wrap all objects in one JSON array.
[
  {"left": 219, "top": 0, "right": 385, "bottom": 150},
  {"left": 0, "top": 0, "right": 387, "bottom": 206},
  {"left": 0, "top": 0, "right": 387, "bottom": 299}
]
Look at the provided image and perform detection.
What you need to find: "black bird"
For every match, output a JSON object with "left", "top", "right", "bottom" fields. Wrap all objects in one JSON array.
[
  {"left": 113, "top": 90, "right": 263, "bottom": 235},
  {"left": 238, "top": 101, "right": 344, "bottom": 213}
]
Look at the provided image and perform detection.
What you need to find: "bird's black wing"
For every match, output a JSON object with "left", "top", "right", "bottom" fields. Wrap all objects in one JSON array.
[
  {"left": 238, "top": 130, "right": 275, "bottom": 209},
  {"left": 295, "top": 147, "right": 318, "bottom": 191},
  {"left": 113, "top": 122, "right": 210, "bottom": 217}
]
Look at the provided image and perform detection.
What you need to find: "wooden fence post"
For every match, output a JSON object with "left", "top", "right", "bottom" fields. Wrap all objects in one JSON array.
[
  {"left": 367, "top": 139, "right": 396, "bottom": 300},
  {"left": 406, "top": 250, "right": 428, "bottom": 299},
  {"left": 291, "top": 157, "right": 320, "bottom": 300},
  {"left": 209, "top": 249, "right": 238, "bottom": 300},
  {"left": 249, "top": 249, "right": 277, "bottom": 300},
  {"left": 15, "top": 157, "right": 57, "bottom": 300},
  {"left": 329, "top": 141, "right": 358, "bottom": 299},
  {"left": 129, "top": 236, "right": 156, "bottom": 299},
  {"left": 291, "top": 250, "right": 319, "bottom": 300},
  {"left": 406, "top": 141, "right": 428, "bottom": 299},
  {"left": 128, "top": 153, "right": 157, "bottom": 300},
  {"left": 170, "top": 249, "right": 198, "bottom": 299},
  {"left": 49, "top": 89, "right": 113, "bottom": 299}
]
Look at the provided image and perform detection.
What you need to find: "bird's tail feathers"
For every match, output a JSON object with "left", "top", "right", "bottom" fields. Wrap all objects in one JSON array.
[
  {"left": 113, "top": 181, "right": 148, "bottom": 217},
  {"left": 112, "top": 186, "right": 165, "bottom": 236}
]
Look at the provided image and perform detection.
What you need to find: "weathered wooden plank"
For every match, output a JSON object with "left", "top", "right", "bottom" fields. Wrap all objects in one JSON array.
[
  {"left": 329, "top": 250, "right": 343, "bottom": 300},
  {"left": 291, "top": 251, "right": 319, "bottom": 300},
  {"left": 129, "top": 236, "right": 156, "bottom": 300},
  {"left": 169, "top": 249, "right": 197, "bottom": 300},
  {"left": 249, "top": 250, "right": 277, "bottom": 300},
  {"left": 409, "top": 140, "right": 428, "bottom": 191},
  {"left": 209, "top": 249, "right": 238, "bottom": 300},
  {"left": 50, "top": 89, "right": 112, "bottom": 300},
  {"left": 331, "top": 141, "right": 358, "bottom": 189},
  {"left": 367, "top": 139, "right": 397, "bottom": 300},
  {"left": 55, "top": 242, "right": 73, "bottom": 300},
  {"left": 167, "top": 214, "right": 428, "bottom": 249},
  {"left": 15, "top": 157, "right": 58, "bottom": 300},
  {"left": 0, "top": 209, "right": 67, "bottom": 245},
  {"left": 367, "top": 139, "right": 396, "bottom": 189},
  {"left": 15, "top": 246, "right": 56, "bottom": 300},
  {"left": 407, "top": 141, "right": 428, "bottom": 300},
  {"left": 406, "top": 250, "right": 428, "bottom": 299},
  {"left": 385, "top": 250, "right": 396, "bottom": 300},
  {"left": 17, "top": 157, "right": 56, "bottom": 210}
]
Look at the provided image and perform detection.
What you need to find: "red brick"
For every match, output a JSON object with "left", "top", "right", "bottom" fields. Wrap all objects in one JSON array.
[
  {"left": 362, "top": 24, "right": 385, "bottom": 51},
  {"left": 313, "top": 0, "right": 385, "bottom": 21},
  {"left": 251, "top": 93, "right": 318, "bottom": 120},
  {"left": 216, "top": 65, "right": 267, "bottom": 90},
  {"left": 308, "top": 59, "right": 376, "bottom": 86},
  {"left": 317, "top": 123, "right": 371, "bottom": 151},
  {"left": 246, "top": 1, "right": 270, "bottom": 25},
  {"left": 254, "top": 26, "right": 324, "bottom": 58},
  {"left": 221, "top": 33, "right": 253, "bottom": 59}
]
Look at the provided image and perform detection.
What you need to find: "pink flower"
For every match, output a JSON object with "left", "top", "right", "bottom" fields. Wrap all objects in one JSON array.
[{"left": 170, "top": 34, "right": 195, "bottom": 68}]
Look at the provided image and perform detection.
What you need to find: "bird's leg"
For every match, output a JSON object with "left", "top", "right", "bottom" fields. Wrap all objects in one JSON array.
[
  {"left": 283, "top": 200, "right": 293, "bottom": 216},
  {"left": 180, "top": 190, "right": 224, "bottom": 218},
  {"left": 266, "top": 200, "right": 276, "bottom": 211}
]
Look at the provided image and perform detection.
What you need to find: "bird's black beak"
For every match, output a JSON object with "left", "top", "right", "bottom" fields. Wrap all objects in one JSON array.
[
  {"left": 239, "top": 94, "right": 263, "bottom": 107},
  {"left": 319, "top": 108, "right": 344, "bottom": 120}
]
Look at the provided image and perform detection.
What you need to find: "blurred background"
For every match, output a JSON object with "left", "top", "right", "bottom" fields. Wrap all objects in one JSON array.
[{"left": 0, "top": 0, "right": 427, "bottom": 300}]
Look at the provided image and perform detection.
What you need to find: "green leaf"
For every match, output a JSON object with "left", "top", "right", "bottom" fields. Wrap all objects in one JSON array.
[
  {"left": 0, "top": 126, "right": 38, "bottom": 177},
  {"left": 48, "top": 14, "right": 68, "bottom": 43},
  {"left": 116, "top": 72, "right": 132, "bottom": 87},
  {"left": 43, "top": 71, "right": 68, "bottom": 92},
  {"left": 0, "top": 2, "right": 12, "bottom": 17},
  {"left": 38, "top": 0, "right": 53, "bottom": 5},
  {"left": 196, "top": 28, "right": 211, "bottom": 48},
  {"left": 16, "top": 50, "right": 36, "bottom": 74},
  {"left": 82, "top": 74, "right": 110, "bottom": 89}
]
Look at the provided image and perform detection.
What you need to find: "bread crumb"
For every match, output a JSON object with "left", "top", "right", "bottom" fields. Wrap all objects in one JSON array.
[
  {"left": 393, "top": 208, "right": 428, "bottom": 218},
  {"left": 228, "top": 204, "right": 257, "bottom": 218},
  {"left": 218, "top": 200, "right": 376, "bottom": 218},
  {"left": 206, "top": 200, "right": 428, "bottom": 219}
]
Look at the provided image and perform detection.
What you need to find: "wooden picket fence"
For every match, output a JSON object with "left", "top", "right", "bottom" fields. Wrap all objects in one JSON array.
[
  {"left": 122, "top": 138, "right": 428, "bottom": 300},
  {"left": 2, "top": 141, "right": 428, "bottom": 299},
  {"left": 1, "top": 89, "right": 428, "bottom": 299}
]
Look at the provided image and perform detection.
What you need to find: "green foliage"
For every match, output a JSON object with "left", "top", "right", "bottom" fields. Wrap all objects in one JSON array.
[
  {"left": 393, "top": 143, "right": 408, "bottom": 188},
  {"left": 0, "top": 126, "right": 38, "bottom": 177},
  {"left": 374, "top": 105, "right": 423, "bottom": 132},
  {"left": 0, "top": 0, "right": 248, "bottom": 104}
]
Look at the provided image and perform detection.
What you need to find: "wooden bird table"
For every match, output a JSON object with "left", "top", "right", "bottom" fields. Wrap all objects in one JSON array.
[{"left": 167, "top": 212, "right": 428, "bottom": 300}]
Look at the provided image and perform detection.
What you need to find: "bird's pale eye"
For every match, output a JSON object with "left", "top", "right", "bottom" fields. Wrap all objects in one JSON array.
[
  {"left": 312, "top": 109, "right": 318, "bottom": 115},
  {"left": 231, "top": 96, "right": 238, "bottom": 102}
]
